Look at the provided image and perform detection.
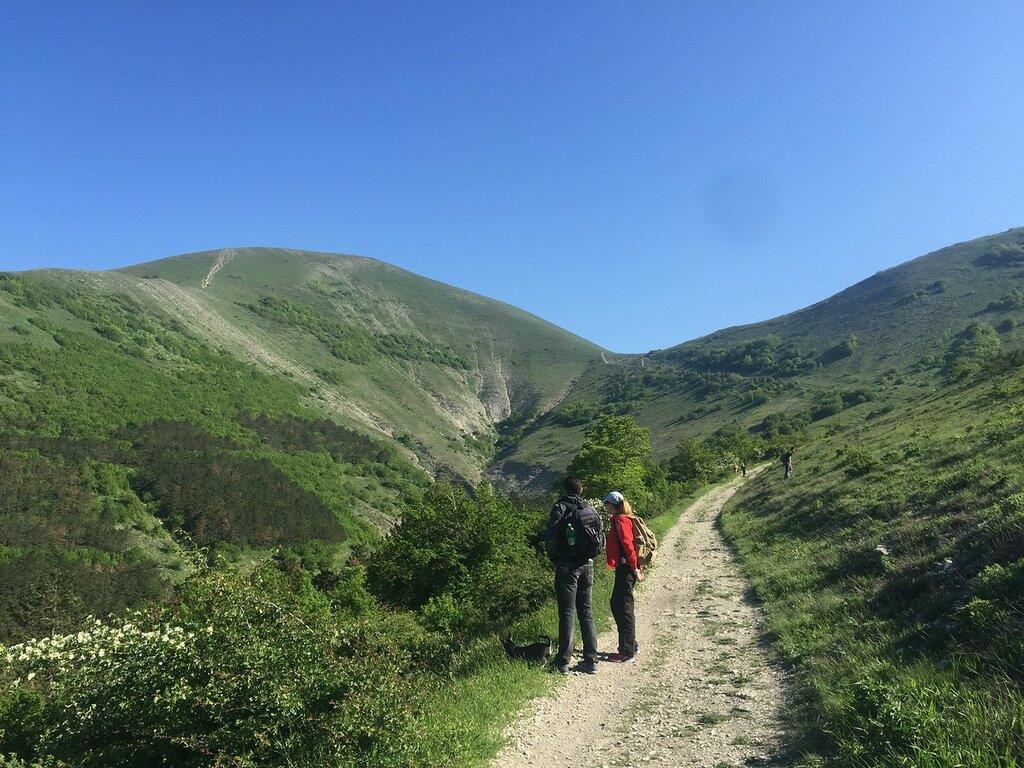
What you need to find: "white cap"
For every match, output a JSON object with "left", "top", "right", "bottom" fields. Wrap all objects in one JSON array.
[{"left": 603, "top": 490, "right": 625, "bottom": 506}]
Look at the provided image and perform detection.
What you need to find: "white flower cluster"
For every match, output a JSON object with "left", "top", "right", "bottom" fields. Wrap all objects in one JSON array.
[{"left": 2, "top": 616, "right": 198, "bottom": 685}]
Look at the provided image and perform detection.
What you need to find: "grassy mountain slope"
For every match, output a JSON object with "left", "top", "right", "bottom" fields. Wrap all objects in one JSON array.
[
  {"left": 0, "top": 229, "right": 1020, "bottom": 643},
  {"left": 0, "top": 248, "right": 599, "bottom": 641},
  {"left": 2, "top": 229, "right": 1024, "bottom": 764},
  {"left": 722, "top": 344, "right": 1024, "bottom": 765},
  {"left": 494, "top": 227, "right": 1024, "bottom": 492},
  {"left": 117, "top": 247, "right": 601, "bottom": 476}
]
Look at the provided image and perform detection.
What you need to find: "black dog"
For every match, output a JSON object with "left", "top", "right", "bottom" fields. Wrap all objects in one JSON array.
[{"left": 502, "top": 634, "right": 553, "bottom": 664}]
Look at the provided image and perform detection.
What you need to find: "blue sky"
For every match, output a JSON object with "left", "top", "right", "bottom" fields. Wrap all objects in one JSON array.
[{"left": 2, "top": 1, "right": 1023, "bottom": 351}]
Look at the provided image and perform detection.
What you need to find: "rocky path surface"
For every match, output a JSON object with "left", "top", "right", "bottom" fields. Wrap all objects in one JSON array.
[{"left": 493, "top": 471, "right": 788, "bottom": 768}]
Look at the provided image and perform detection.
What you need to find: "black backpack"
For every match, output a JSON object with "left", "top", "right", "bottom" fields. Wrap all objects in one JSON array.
[{"left": 546, "top": 499, "right": 604, "bottom": 563}]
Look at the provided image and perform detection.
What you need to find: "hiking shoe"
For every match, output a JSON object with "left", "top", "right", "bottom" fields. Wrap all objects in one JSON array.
[
  {"left": 548, "top": 662, "right": 569, "bottom": 675},
  {"left": 607, "top": 652, "right": 635, "bottom": 664},
  {"left": 577, "top": 661, "right": 598, "bottom": 675}
]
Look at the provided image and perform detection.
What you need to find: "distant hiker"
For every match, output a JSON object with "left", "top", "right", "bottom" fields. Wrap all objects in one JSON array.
[
  {"left": 604, "top": 491, "right": 644, "bottom": 663},
  {"left": 545, "top": 477, "right": 604, "bottom": 674},
  {"left": 740, "top": 462, "right": 747, "bottom": 477},
  {"left": 781, "top": 447, "right": 795, "bottom": 479}
]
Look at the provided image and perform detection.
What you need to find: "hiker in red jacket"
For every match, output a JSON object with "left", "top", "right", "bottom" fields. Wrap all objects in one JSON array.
[{"left": 604, "top": 490, "right": 643, "bottom": 663}]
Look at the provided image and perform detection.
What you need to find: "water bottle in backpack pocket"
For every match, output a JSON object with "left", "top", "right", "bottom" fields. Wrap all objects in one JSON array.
[{"left": 547, "top": 502, "right": 603, "bottom": 562}]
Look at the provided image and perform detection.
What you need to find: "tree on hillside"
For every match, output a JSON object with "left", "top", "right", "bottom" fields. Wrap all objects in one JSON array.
[
  {"left": 945, "top": 322, "right": 1002, "bottom": 382},
  {"left": 665, "top": 437, "right": 719, "bottom": 485},
  {"left": 820, "top": 334, "right": 858, "bottom": 365},
  {"left": 566, "top": 414, "right": 659, "bottom": 509},
  {"left": 706, "top": 424, "right": 758, "bottom": 464}
]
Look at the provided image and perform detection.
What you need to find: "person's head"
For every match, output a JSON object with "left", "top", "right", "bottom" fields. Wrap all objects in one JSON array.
[
  {"left": 603, "top": 490, "right": 633, "bottom": 516},
  {"left": 564, "top": 476, "right": 583, "bottom": 496}
]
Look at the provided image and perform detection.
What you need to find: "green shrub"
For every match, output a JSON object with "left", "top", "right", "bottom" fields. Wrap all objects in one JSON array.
[
  {"left": 756, "top": 411, "right": 810, "bottom": 439},
  {"left": 1, "top": 562, "right": 423, "bottom": 767},
  {"left": 665, "top": 438, "right": 719, "bottom": 484},
  {"left": 367, "top": 483, "right": 549, "bottom": 638},
  {"left": 811, "top": 391, "right": 845, "bottom": 421},
  {"left": 820, "top": 335, "right": 858, "bottom": 365},
  {"left": 983, "top": 289, "right": 1024, "bottom": 314},
  {"left": 944, "top": 323, "right": 1002, "bottom": 383},
  {"left": 975, "top": 243, "right": 1024, "bottom": 269}
]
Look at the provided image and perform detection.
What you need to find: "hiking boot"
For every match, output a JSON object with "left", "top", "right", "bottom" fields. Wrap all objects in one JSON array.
[
  {"left": 577, "top": 660, "right": 598, "bottom": 675},
  {"left": 548, "top": 662, "right": 569, "bottom": 675}
]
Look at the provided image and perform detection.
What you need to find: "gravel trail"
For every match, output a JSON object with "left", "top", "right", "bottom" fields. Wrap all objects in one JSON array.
[{"left": 493, "top": 470, "right": 788, "bottom": 768}]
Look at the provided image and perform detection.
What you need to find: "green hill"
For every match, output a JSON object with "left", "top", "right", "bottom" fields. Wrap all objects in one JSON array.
[
  {"left": 0, "top": 247, "right": 599, "bottom": 640},
  {"left": 116, "top": 247, "right": 600, "bottom": 475},
  {"left": 2, "top": 230, "right": 1024, "bottom": 764},
  {"left": 494, "top": 227, "right": 1024, "bottom": 491},
  {"left": 0, "top": 231, "right": 1021, "bottom": 643}
]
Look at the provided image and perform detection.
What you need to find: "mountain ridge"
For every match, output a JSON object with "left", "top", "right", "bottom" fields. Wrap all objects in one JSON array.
[
  {"left": 0, "top": 225, "right": 1022, "bottom": 648},
  {"left": 493, "top": 226, "right": 1024, "bottom": 490}
]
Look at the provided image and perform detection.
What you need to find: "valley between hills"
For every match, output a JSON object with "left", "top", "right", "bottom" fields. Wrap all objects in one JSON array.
[{"left": 1, "top": 227, "right": 1023, "bottom": 766}]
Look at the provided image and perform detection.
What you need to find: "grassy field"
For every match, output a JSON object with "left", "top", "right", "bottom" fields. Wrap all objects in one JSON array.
[{"left": 721, "top": 362, "right": 1024, "bottom": 766}]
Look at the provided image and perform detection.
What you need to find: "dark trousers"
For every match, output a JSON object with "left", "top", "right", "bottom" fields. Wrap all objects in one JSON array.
[
  {"left": 611, "top": 565, "right": 637, "bottom": 657},
  {"left": 553, "top": 560, "right": 597, "bottom": 667}
]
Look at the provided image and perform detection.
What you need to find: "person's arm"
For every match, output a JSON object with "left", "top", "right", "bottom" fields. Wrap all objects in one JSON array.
[
  {"left": 544, "top": 503, "right": 564, "bottom": 556},
  {"left": 615, "top": 516, "right": 639, "bottom": 572}
]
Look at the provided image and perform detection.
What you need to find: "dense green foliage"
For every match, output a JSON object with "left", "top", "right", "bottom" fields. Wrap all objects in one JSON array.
[
  {"left": 367, "top": 483, "right": 550, "bottom": 637},
  {"left": 566, "top": 414, "right": 670, "bottom": 510},
  {"left": 975, "top": 242, "right": 1024, "bottom": 268},
  {"left": 944, "top": 322, "right": 1003, "bottom": 382},
  {"left": 663, "top": 334, "right": 822, "bottom": 377},
  {"left": 1, "top": 561, "right": 424, "bottom": 767},
  {"left": 0, "top": 479, "right": 594, "bottom": 767},
  {"left": 982, "top": 289, "right": 1024, "bottom": 314},
  {"left": 0, "top": 451, "right": 172, "bottom": 644}
]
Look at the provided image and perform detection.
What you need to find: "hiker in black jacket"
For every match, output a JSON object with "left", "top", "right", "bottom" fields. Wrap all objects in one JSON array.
[{"left": 545, "top": 477, "right": 603, "bottom": 674}]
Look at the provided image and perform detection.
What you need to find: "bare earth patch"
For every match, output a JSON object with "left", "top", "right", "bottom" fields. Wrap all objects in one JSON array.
[{"left": 493, "top": 471, "right": 789, "bottom": 768}]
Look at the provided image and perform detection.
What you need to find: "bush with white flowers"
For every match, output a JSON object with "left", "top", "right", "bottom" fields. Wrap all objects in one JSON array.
[{"left": 0, "top": 562, "right": 421, "bottom": 767}]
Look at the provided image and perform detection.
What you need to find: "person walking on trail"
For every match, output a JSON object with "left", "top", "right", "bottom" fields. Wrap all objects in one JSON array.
[
  {"left": 740, "top": 461, "right": 747, "bottom": 477},
  {"left": 604, "top": 490, "right": 643, "bottom": 664},
  {"left": 781, "top": 447, "right": 795, "bottom": 479},
  {"left": 545, "top": 477, "right": 604, "bottom": 675}
]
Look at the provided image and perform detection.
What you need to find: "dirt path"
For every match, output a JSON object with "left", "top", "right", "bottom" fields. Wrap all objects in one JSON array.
[
  {"left": 201, "top": 249, "right": 236, "bottom": 288},
  {"left": 493, "top": 470, "right": 788, "bottom": 768}
]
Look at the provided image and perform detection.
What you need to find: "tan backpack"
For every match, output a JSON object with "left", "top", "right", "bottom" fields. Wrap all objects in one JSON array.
[{"left": 629, "top": 515, "right": 659, "bottom": 567}]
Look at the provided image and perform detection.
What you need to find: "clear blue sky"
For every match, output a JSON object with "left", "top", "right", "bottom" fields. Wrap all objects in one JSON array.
[{"left": 3, "top": 1, "right": 1023, "bottom": 351}]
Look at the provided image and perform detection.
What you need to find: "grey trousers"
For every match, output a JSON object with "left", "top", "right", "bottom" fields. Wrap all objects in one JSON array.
[{"left": 553, "top": 560, "right": 598, "bottom": 667}]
